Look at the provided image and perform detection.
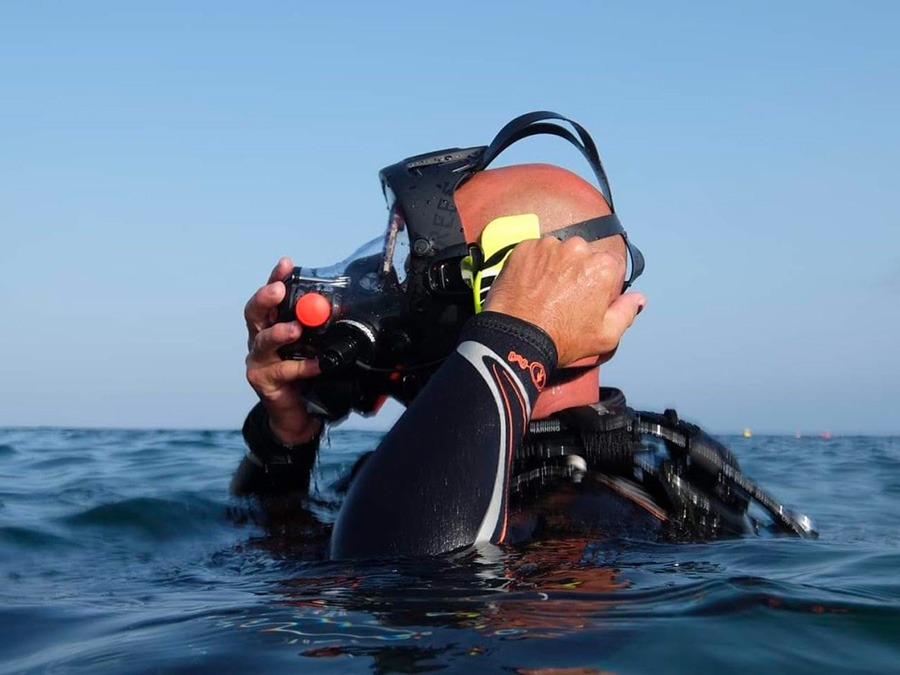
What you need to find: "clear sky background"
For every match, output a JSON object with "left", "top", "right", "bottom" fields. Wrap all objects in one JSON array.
[{"left": 1, "top": 2, "right": 898, "bottom": 434}]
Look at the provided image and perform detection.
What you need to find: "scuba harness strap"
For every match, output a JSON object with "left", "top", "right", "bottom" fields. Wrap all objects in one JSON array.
[{"left": 516, "top": 389, "right": 817, "bottom": 539}]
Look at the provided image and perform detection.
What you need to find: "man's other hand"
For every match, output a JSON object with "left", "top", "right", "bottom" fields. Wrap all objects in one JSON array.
[
  {"left": 244, "top": 257, "right": 322, "bottom": 444},
  {"left": 483, "top": 238, "right": 646, "bottom": 367}
]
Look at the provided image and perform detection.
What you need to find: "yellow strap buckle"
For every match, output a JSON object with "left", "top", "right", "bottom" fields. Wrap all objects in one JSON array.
[{"left": 460, "top": 214, "right": 541, "bottom": 313}]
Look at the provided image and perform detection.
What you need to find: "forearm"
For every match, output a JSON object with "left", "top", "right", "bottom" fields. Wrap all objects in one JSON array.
[
  {"left": 230, "top": 402, "right": 320, "bottom": 496},
  {"left": 330, "top": 312, "right": 557, "bottom": 558}
]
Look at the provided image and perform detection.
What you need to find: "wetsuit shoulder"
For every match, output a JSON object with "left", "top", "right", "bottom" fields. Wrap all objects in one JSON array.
[{"left": 330, "top": 312, "right": 557, "bottom": 559}]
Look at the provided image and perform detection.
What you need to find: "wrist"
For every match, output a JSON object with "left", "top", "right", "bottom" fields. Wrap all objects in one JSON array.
[
  {"left": 268, "top": 415, "right": 322, "bottom": 446},
  {"left": 242, "top": 403, "right": 322, "bottom": 470},
  {"left": 463, "top": 311, "right": 559, "bottom": 370},
  {"left": 458, "top": 312, "right": 558, "bottom": 403}
]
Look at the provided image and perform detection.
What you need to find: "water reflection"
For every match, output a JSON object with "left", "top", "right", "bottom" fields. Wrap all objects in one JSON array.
[{"left": 234, "top": 499, "right": 638, "bottom": 670}]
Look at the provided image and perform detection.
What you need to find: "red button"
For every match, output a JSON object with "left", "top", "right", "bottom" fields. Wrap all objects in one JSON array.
[{"left": 294, "top": 292, "right": 331, "bottom": 327}]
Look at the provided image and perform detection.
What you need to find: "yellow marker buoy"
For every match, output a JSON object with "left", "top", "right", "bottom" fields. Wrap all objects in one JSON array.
[{"left": 742, "top": 428, "right": 752, "bottom": 438}]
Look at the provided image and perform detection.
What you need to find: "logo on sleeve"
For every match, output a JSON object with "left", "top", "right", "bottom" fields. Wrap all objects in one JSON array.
[{"left": 507, "top": 351, "right": 547, "bottom": 390}]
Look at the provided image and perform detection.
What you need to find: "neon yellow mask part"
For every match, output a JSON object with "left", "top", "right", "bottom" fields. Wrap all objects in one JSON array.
[{"left": 460, "top": 213, "right": 541, "bottom": 313}]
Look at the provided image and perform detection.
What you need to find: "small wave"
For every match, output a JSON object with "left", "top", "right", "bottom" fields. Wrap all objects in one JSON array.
[
  {"left": 27, "top": 455, "right": 95, "bottom": 470},
  {"left": 60, "top": 495, "right": 228, "bottom": 541},
  {"left": 0, "top": 526, "right": 72, "bottom": 550},
  {"left": 0, "top": 444, "right": 16, "bottom": 457}
]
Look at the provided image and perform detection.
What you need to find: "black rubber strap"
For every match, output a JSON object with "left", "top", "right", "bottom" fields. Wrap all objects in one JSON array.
[
  {"left": 551, "top": 215, "right": 645, "bottom": 290},
  {"left": 550, "top": 214, "right": 624, "bottom": 242},
  {"left": 477, "top": 111, "right": 615, "bottom": 212}
]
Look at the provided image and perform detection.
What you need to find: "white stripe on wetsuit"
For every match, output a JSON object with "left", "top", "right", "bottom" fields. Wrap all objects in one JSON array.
[{"left": 456, "top": 340, "right": 532, "bottom": 543}]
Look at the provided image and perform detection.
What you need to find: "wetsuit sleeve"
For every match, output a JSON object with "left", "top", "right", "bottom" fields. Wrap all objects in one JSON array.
[
  {"left": 229, "top": 402, "right": 320, "bottom": 496},
  {"left": 330, "top": 311, "right": 557, "bottom": 558}
]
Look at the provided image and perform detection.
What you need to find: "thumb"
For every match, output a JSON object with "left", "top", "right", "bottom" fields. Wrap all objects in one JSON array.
[{"left": 597, "top": 292, "right": 646, "bottom": 352}]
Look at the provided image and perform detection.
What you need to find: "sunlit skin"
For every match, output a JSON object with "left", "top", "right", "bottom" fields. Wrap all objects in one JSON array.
[{"left": 243, "top": 164, "right": 645, "bottom": 443}]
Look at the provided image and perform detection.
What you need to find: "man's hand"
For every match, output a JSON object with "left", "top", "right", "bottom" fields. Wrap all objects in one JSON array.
[
  {"left": 245, "top": 257, "right": 322, "bottom": 445},
  {"left": 483, "top": 238, "right": 645, "bottom": 367}
]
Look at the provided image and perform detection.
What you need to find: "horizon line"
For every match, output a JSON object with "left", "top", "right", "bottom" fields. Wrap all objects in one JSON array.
[{"left": 2, "top": 424, "right": 898, "bottom": 438}]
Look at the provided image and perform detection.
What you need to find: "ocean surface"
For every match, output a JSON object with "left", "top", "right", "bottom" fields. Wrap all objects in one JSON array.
[{"left": 0, "top": 427, "right": 898, "bottom": 674}]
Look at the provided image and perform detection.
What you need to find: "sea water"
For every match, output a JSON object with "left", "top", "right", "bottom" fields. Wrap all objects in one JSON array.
[{"left": 0, "top": 428, "right": 898, "bottom": 673}]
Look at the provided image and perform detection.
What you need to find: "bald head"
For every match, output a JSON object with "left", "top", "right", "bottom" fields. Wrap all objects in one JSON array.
[
  {"left": 454, "top": 163, "right": 626, "bottom": 263},
  {"left": 452, "top": 164, "right": 638, "bottom": 413}
]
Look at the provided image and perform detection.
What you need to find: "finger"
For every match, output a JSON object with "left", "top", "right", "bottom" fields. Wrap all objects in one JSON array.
[
  {"left": 249, "top": 321, "right": 302, "bottom": 364},
  {"left": 247, "top": 357, "right": 321, "bottom": 394},
  {"left": 269, "top": 358, "right": 321, "bottom": 384},
  {"left": 244, "top": 280, "right": 287, "bottom": 337},
  {"left": 267, "top": 256, "right": 293, "bottom": 284},
  {"left": 561, "top": 236, "right": 592, "bottom": 254},
  {"left": 596, "top": 292, "right": 646, "bottom": 352},
  {"left": 588, "top": 237, "right": 627, "bottom": 263},
  {"left": 244, "top": 258, "right": 294, "bottom": 339},
  {"left": 591, "top": 248, "right": 628, "bottom": 284}
]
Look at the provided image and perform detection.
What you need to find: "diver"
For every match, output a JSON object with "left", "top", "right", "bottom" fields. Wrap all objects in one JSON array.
[{"left": 234, "top": 112, "right": 815, "bottom": 557}]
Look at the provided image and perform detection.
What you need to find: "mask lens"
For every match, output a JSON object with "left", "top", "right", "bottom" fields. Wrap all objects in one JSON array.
[{"left": 313, "top": 236, "right": 383, "bottom": 279}]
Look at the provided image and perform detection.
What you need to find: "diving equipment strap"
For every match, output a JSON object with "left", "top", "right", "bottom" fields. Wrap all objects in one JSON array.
[
  {"left": 476, "top": 111, "right": 616, "bottom": 211},
  {"left": 516, "top": 394, "right": 817, "bottom": 538}
]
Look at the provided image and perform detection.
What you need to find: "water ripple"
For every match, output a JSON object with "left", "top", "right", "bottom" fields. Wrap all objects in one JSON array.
[
  {"left": 59, "top": 494, "right": 229, "bottom": 540},
  {"left": 0, "top": 428, "right": 898, "bottom": 673}
]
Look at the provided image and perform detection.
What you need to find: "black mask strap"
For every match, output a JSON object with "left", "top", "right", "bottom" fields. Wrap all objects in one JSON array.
[
  {"left": 470, "top": 111, "right": 643, "bottom": 288},
  {"left": 550, "top": 214, "right": 645, "bottom": 290},
  {"left": 475, "top": 111, "right": 616, "bottom": 212}
]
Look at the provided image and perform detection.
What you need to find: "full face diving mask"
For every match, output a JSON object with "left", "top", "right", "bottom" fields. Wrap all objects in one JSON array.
[{"left": 277, "top": 111, "right": 645, "bottom": 421}]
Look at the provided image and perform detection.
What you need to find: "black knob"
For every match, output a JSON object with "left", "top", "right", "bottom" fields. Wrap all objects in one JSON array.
[
  {"left": 389, "top": 330, "right": 412, "bottom": 356},
  {"left": 318, "top": 322, "right": 374, "bottom": 374}
]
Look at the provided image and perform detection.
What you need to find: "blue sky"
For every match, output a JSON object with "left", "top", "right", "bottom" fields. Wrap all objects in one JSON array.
[{"left": 1, "top": 2, "right": 898, "bottom": 433}]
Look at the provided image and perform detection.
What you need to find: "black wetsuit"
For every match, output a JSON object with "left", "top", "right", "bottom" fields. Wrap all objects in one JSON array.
[
  {"left": 236, "top": 312, "right": 567, "bottom": 557},
  {"left": 233, "top": 312, "right": 773, "bottom": 557}
]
